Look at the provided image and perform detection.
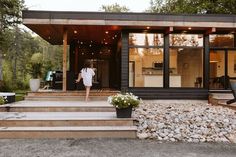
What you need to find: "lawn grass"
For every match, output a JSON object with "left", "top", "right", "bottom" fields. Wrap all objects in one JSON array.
[{"left": 13, "top": 90, "right": 28, "bottom": 102}]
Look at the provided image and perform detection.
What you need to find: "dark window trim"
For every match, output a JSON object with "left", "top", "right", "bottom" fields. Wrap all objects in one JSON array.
[
  {"left": 129, "top": 45, "right": 164, "bottom": 48},
  {"left": 169, "top": 46, "right": 204, "bottom": 49}
]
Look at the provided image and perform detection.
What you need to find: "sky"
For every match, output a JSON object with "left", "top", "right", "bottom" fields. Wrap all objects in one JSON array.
[{"left": 24, "top": 0, "right": 150, "bottom": 12}]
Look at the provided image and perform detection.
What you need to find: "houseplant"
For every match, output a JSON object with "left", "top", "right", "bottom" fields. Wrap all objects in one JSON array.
[
  {"left": 108, "top": 93, "right": 140, "bottom": 118},
  {"left": 29, "top": 53, "right": 43, "bottom": 92}
]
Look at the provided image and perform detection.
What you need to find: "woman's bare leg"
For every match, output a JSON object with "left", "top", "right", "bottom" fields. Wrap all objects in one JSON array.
[{"left": 85, "top": 86, "right": 91, "bottom": 101}]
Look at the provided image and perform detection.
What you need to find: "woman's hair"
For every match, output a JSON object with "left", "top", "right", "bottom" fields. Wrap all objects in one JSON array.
[{"left": 83, "top": 60, "right": 91, "bottom": 72}]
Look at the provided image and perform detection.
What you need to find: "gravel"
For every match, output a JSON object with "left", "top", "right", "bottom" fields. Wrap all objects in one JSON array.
[{"left": 133, "top": 100, "right": 236, "bottom": 143}]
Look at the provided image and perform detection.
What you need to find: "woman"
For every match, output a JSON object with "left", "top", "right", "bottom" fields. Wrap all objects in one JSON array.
[{"left": 76, "top": 60, "right": 95, "bottom": 101}]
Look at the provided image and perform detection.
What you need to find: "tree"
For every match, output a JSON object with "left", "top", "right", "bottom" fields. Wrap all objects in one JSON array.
[
  {"left": 0, "top": 0, "right": 24, "bottom": 81},
  {"left": 100, "top": 3, "right": 130, "bottom": 12},
  {"left": 147, "top": 0, "right": 236, "bottom": 14}
]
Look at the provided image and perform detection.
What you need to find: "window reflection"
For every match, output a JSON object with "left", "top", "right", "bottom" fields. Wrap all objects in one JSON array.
[
  {"left": 169, "top": 48, "right": 203, "bottom": 87},
  {"left": 129, "top": 33, "right": 164, "bottom": 46},
  {"left": 210, "top": 34, "right": 234, "bottom": 47},
  {"left": 170, "top": 34, "right": 203, "bottom": 47}
]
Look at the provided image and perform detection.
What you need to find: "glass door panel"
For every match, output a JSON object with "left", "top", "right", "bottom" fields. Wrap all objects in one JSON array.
[
  {"left": 228, "top": 50, "right": 236, "bottom": 88},
  {"left": 209, "top": 50, "right": 225, "bottom": 89}
]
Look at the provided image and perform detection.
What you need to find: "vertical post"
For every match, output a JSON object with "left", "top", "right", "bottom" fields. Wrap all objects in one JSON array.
[
  {"left": 225, "top": 49, "right": 228, "bottom": 89},
  {"left": 204, "top": 34, "right": 209, "bottom": 89},
  {"left": 75, "top": 45, "right": 79, "bottom": 74},
  {"left": 63, "top": 28, "right": 68, "bottom": 91},
  {"left": 234, "top": 33, "right": 236, "bottom": 48},
  {"left": 121, "top": 31, "right": 129, "bottom": 92},
  {"left": 164, "top": 34, "right": 169, "bottom": 88}
]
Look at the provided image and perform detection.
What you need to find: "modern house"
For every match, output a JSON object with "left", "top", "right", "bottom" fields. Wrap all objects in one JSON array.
[{"left": 22, "top": 10, "right": 236, "bottom": 99}]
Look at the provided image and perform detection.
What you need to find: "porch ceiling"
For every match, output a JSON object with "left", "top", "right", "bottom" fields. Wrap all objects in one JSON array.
[{"left": 25, "top": 24, "right": 122, "bottom": 45}]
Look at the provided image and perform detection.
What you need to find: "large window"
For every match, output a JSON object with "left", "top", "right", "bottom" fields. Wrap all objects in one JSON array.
[
  {"left": 169, "top": 34, "right": 203, "bottom": 88},
  {"left": 129, "top": 33, "right": 164, "bottom": 87}
]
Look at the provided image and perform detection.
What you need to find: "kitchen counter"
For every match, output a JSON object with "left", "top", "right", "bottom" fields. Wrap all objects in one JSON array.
[{"left": 144, "top": 75, "right": 181, "bottom": 87}]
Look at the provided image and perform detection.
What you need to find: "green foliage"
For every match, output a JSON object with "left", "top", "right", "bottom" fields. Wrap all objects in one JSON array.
[
  {"left": 147, "top": 0, "right": 236, "bottom": 14},
  {"left": 108, "top": 93, "right": 141, "bottom": 109},
  {"left": 101, "top": 3, "right": 130, "bottom": 12},
  {"left": 30, "top": 53, "right": 43, "bottom": 78},
  {"left": 0, "top": 0, "right": 25, "bottom": 29},
  {"left": 0, "top": 96, "right": 5, "bottom": 105}
]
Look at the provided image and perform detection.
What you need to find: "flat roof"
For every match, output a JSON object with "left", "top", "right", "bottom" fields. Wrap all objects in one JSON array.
[{"left": 22, "top": 10, "right": 236, "bottom": 45}]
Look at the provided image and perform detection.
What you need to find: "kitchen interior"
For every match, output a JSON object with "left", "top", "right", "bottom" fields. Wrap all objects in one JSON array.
[{"left": 129, "top": 47, "right": 203, "bottom": 88}]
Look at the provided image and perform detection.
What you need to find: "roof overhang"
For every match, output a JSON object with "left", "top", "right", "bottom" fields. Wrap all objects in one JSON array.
[{"left": 22, "top": 10, "right": 236, "bottom": 45}]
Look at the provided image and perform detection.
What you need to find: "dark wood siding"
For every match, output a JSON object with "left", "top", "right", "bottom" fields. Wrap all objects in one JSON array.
[
  {"left": 121, "top": 31, "right": 129, "bottom": 92},
  {"left": 128, "top": 88, "right": 208, "bottom": 99},
  {"left": 204, "top": 35, "right": 210, "bottom": 89},
  {"left": 164, "top": 34, "right": 170, "bottom": 88}
]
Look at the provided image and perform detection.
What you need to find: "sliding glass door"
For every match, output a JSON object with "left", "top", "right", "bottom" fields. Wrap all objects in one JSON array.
[{"left": 209, "top": 49, "right": 236, "bottom": 90}]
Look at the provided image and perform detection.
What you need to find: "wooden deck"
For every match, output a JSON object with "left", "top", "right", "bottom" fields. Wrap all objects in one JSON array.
[
  {"left": 25, "top": 89, "right": 119, "bottom": 101},
  {"left": 208, "top": 93, "right": 236, "bottom": 110}
]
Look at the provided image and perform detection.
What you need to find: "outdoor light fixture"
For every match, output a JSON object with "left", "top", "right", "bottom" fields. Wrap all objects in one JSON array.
[
  {"left": 146, "top": 26, "right": 150, "bottom": 29},
  {"left": 188, "top": 27, "right": 192, "bottom": 30},
  {"left": 105, "top": 31, "right": 109, "bottom": 34},
  {"left": 74, "top": 30, "right": 77, "bottom": 34}
]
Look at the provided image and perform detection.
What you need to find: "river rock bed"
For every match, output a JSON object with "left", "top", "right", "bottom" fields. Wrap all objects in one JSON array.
[{"left": 133, "top": 100, "right": 236, "bottom": 143}]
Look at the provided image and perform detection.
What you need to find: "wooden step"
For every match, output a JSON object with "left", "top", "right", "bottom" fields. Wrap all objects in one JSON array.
[
  {"left": 0, "top": 126, "right": 137, "bottom": 138},
  {"left": 0, "top": 112, "right": 134, "bottom": 127},
  {"left": 27, "top": 90, "right": 119, "bottom": 97},
  {"left": 0, "top": 106, "right": 115, "bottom": 112},
  {"left": 208, "top": 93, "right": 234, "bottom": 105},
  {"left": 24, "top": 96, "right": 108, "bottom": 101}
]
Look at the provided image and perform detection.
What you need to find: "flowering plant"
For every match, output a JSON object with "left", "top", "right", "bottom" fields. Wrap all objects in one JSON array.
[
  {"left": 0, "top": 96, "right": 7, "bottom": 105},
  {"left": 108, "top": 93, "right": 140, "bottom": 109}
]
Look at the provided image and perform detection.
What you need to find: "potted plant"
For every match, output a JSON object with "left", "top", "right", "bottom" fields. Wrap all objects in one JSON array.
[
  {"left": 108, "top": 93, "right": 140, "bottom": 118},
  {"left": 29, "top": 53, "right": 43, "bottom": 92}
]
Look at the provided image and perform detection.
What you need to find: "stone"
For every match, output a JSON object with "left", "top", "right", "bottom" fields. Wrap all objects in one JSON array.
[
  {"left": 137, "top": 133, "right": 149, "bottom": 139},
  {"left": 134, "top": 100, "right": 236, "bottom": 143}
]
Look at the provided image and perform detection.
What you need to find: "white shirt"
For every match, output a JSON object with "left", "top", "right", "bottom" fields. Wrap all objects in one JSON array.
[{"left": 81, "top": 68, "right": 95, "bottom": 87}]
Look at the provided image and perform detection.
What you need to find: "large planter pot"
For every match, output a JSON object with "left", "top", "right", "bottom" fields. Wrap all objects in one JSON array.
[
  {"left": 29, "top": 78, "right": 40, "bottom": 92},
  {"left": 116, "top": 106, "right": 133, "bottom": 118}
]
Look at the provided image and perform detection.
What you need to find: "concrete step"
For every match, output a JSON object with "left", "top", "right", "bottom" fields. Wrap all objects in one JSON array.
[
  {"left": 0, "top": 101, "right": 115, "bottom": 112},
  {"left": 0, "top": 126, "right": 137, "bottom": 138},
  {"left": 0, "top": 112, "right": 134, "bottom": 127},
  {"left": 24, "top": 96, "right": 108, "bottom": 101}
]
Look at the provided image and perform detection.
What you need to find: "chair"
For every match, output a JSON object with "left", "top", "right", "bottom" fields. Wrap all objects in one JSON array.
[
  {"left": 43, "top": 71, "right": 53, "bottom": 89},
  {"left": 226, "top": 79, "right": 236, "bottom": 104}
]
